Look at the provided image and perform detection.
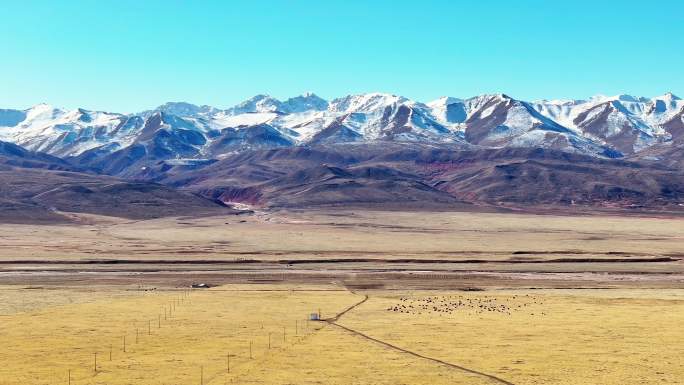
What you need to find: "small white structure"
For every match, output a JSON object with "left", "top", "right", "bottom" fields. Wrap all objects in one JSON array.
[{"left": 309, "top": 313, "right": 320, "bottom": 321}]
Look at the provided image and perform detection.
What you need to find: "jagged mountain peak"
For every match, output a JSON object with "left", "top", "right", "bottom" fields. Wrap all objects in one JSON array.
[
  {"left": 242, "top": 94, "right": 277, "bottom": 104},
  {"left": 299, "top": 91, "right": 321, "bottom": 99},
  {"left": 3, "top": 90, "right": 684, "bottom": 171},
  {"left": 25, "top": 103, "right": 61, "bottom": 119},
  {"left": 654, "top": 92, "right": 681, "bottom": 101},
  {"left": 227, "top": 94, "right": 283, "bottom": 114},
  {"left": 461, "top": 93, "right": 512, "bottom": 113},
  {"left": 282, "top": 93, "right": 328, "bottom": 113},
  {"left": 329, "top": 93, "right": 412, "bottom": 113},
  {"left": 467, "top": 93, "right": 513, "bottom": 103},
  {"left": 28, "top": 102, "right": 56, "bottom": 111},
  {"left": 152, "top": 102, "right": 219, "bottom": 117}
]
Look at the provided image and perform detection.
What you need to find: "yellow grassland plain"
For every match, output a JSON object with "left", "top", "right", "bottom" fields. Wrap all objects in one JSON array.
[{"left": 1, "top": 284, "right": 683, "bottom": 385}]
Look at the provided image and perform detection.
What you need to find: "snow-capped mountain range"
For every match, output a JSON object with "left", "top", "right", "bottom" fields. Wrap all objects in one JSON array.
[{"left": 1, "top": 92, "right": 683, "bottom": 171}]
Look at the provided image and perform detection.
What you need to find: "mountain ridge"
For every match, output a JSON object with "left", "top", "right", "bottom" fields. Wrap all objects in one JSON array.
[
  {"left": 2, "top": 91, "right": 681, "bottom": 158},
  {"left": 1, "top": 91, "right": 682, "bottom": 184}
]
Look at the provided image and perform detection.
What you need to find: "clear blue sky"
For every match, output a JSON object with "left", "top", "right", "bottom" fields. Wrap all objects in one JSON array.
[{"left": 1, "top": 0, "right": 682, "bottom": 112}]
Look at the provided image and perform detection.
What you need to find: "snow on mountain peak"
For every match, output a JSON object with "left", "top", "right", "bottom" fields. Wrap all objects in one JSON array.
[
  {"left": 328, "top": 93, "right": 410, "bottom": 114},
  {"left": 426, "top": 97, "right": 467, "bottom": 125},
  {"left": 532, "top": 98, "right": 585, "bottom": 106},
  {"left": 590, "top": 94, "right": 650, "bottom": 104},
  {"left": 614, "top": 94, "right": 641, "bottom": 102},
  {"left": 227, "top": 94, "right": 283, "bottom": 114},
  {"left": 153, "top": 102, "right": 218, "bottom": 117},
  {"left": 3, "top": 91, "right": 684, "bottom": 163},
  {"left": 654, "top": 92, "right": 680, "bottom": 101},
  {"left": 30, "top": 103, "right": 54, "bottom": 110},
  {"left": 427, "top": 96, "right": 463, "bottom": 108},
  {"left": 26, "top": 103, "right": 60, "bottom": 119}
]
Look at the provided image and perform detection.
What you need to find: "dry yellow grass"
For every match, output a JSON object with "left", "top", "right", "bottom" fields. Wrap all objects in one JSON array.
[
  {"left": 0, "top": 210, "right": 682, "bottom": 261},
  {"left": 2, "top": 284, "right": 682, "bottom": 385},
  {"left": 339, "top": 289, "right": 684, "bottom": 385},
  {"left": 0, "top": 285, "right": 354, "bottom": 385},
  {"left": 0, "top": 285, "right": 492, "bottom": 385}
]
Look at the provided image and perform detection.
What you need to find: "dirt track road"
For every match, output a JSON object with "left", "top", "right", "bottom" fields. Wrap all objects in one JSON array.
[{"left": 325, "top": 294, "right": 516, "bottom": 385}]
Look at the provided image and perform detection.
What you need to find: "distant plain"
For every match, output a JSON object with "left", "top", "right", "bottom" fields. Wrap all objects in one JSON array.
[{"left": 1, "top": 210, "right": 683, "bottom": 384}]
